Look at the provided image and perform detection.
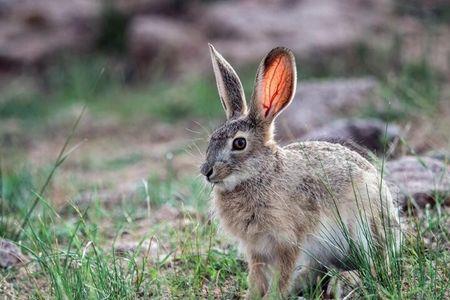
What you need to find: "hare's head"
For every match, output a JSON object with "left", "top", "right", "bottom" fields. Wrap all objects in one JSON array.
[{"left": 200, "top": 45, "right": 297, "bottom": 190}]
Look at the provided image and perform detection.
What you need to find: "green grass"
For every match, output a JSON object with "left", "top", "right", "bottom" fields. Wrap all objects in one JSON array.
[
  {"left": 0, "top": 165, "right": 248, "bottom": 299},
  {"left": 360, "top": 59, "right": 442, "bottom": 122},
  {"left": 1, "top": 140, "right": 449, "bottom": 299}
]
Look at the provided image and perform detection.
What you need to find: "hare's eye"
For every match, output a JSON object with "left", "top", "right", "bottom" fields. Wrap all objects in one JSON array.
[{"left": 232, "top": 137, "right": 246, "bottom": 151}]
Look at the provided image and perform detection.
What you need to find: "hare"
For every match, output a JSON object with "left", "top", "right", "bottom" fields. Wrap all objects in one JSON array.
[{"left": 201, "top": 44, "right": 400, "bottom": 298}]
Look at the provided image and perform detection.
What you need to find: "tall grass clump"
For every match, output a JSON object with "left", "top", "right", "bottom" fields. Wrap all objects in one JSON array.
[
  {"left": 0, "top": 110, "right": 85, "bottom": 241},
  {"left": 11, "top": 178, "right": 246, "bottom": 299},
  {"left": 304, "top": 155, "right": 449, "bottom": 299},
  {"left": 20, "top": 205, "right": 150, "bottom": 299}
]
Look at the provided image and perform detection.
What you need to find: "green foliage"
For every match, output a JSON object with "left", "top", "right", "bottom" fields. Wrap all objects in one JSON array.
[
  {"left": 141, "top": 173, "right": 210, "bottom": 212},
  {"left": 359, "top": 57, "right": 443, "bottom": 122},
  {"left": 0, "top": 166, "right": 35, "bottom": 213},
  {"left": 102, "top": 153, "right": 143, "bottom": 171},
  {"left": 0, "top": 90, "right": 47, "bottom": 120},
  {"left": 0, "top": 55, "right": 224, "bottom": 128},
  {"left": 98, "top": 76, "right": 223, "bottom": 122},
  {"left": 97, "top": 2, "right": 129, "bottom": 53},
  {"left": 395, "top": 60, "right": 441, "bottom": 110},
  {"left": 394, "top": 0, "right": 450, "bottom": 24},
  {"left": 0, "top": 164, "right": 37, "bottom": 238}
]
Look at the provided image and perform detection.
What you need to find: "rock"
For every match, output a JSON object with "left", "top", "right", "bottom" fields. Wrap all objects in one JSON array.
[
  {"left": 201, "top": 0, "right": 389, "bottom": 66},
  {"left": 386, "top": 156, "right": 450, "bottom": 210},
  {"left": 300, "top": 118, "right": 402, "bottom": 156},
  {"left": 111, "top": 0, "right": 199, "bottom": 17},
  {"left": 0, "top": 0, "right": 14, "bottom": 16},
  {"left": 0, "top": 239, "right": 27, "bottom": 268},
  {"left": 276, "top": 77, "right": 380, "bottom": 140},
  {"left": 111, "top": 0, "right": 170, "bottom": 16},
  {"left": 425, "top": 149, "right": 450, "bottom": 164},
  {"left": 8, "top": 0, "right": 99, "bottom": 27},
  {"left": 394, "top": 16, "right": 450, "bottom": 77},
  {"left": 0, "top": 0, "right": 100, "bottom": 70},
  {"left": 128, "top": 16, "right": 205, "bottom": 76}
]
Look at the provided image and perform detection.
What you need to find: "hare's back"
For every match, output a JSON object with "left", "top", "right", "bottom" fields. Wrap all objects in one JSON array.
[
  {"left": 281, "top": 141, "right": 379, "bottom": 199},
  {"left": 283, "top": 141, "right": 376, "bottom": 173},
  {"left": 281, "top": 141, "right": 387, "bottom": 214}
]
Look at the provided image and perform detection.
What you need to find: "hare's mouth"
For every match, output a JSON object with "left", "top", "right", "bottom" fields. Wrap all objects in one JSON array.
[
  {"left": 207, "top": 173, "right": 229, "bottom": 187},
  {"left": 209, "top": 178, "right": 222, "bottom": 184},
  {"left": 205, "top": 172, "right": 224, "bottom": 184},
  {"left": 209, "top": 173, "right": 227, "bottom": 184},
  {"left": 207, "top": 166, "right": 232, "bottom": 184}
]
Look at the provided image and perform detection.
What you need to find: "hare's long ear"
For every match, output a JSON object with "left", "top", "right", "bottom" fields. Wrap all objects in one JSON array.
[
  {"left": 209, "top": 44, "right": 247, "bottom": 120},
  {"left": 249, "top": 47, "right": 296, "bottom": 124}
]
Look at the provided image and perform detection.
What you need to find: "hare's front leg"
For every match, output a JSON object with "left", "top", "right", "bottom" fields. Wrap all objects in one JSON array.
[
  {"left": 274, "top": 246, "right": 299, "bottom": 298},
  {"left": 246, "top": 252, "right": 269, "bottom": 299}
]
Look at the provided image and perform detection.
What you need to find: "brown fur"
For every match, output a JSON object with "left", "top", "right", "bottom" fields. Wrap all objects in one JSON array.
[{"left": 202, "top": 45, "right": 400, "bottom": 298}]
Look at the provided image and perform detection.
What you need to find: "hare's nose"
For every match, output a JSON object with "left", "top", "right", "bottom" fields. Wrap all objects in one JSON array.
[{"left": 200, "top": 163, "right": 214, "bottom": 180}]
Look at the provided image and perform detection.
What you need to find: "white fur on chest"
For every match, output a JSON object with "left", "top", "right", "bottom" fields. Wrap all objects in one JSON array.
[{"left": 215, "top": 171, "right": 252, "bottom": 192}]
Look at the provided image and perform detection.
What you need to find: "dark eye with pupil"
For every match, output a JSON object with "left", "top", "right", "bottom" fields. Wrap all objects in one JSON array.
[{"left": 232, "top": 137, "right": 246, "bottom": 150}]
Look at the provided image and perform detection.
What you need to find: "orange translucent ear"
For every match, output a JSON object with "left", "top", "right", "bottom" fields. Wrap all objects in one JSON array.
[{"left": 252, "top": 47, "right": 297, "bottom": 121}]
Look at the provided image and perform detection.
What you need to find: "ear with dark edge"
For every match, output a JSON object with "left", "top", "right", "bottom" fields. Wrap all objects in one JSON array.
[
  {"left": 249, "top": 47, "right": 297, "bottom": 123},
  {"left": 209, "top": 44, "right": 247, "bottom": 120}
]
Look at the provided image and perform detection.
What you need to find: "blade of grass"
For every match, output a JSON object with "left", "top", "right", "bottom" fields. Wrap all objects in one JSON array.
[{"left": 15, "top": 106, "right": 86, "bottom": 240}]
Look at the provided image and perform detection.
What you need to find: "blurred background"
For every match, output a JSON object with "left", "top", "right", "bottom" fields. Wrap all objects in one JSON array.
[
  {"left": 0, "top": 0, "right": 449, "bottom": 298},
  {"left": 1, "top": 0, "right": 449, "bottom": 204}
]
